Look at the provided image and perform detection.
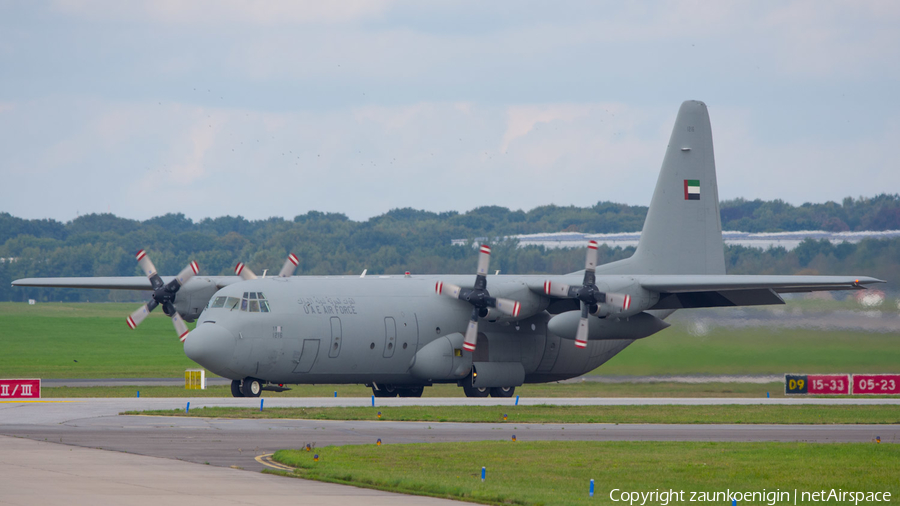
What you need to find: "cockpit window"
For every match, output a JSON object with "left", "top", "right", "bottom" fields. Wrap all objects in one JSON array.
[
  {"left": 209, "top": 296, "right": 241, "bottom": 310},
  {"left": 237, "top": 291, "right": 272, "bottom": 312}
]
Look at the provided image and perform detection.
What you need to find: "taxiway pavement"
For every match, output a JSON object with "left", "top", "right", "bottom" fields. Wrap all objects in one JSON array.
[{"left": 2, "top": 397, "right": 897, "bottom": 504}]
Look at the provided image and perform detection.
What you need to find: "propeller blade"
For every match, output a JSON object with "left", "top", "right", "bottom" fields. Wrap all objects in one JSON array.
[
  {"left": 575, "top": 301, "right": 590, "bottom": 348},
  {"left": 476, "top": 244, "right": 491, "bottom": 276},
  {"left": 135, "top": 249, "right": 158, "bottom": 278},
  {"left": 234, "top": 262, "right": 258, "bottom": 280},
  {"left": 174, "top": 261, "right": 200, "bottom": 286},
  {"left": 462, "top": 318, "right": 479, "bottom": 352},
  {"left": 172, "top": 312, "right": 190, "bottom": 342},
  {"left": 543, "top": 280, "right": 571, "bottom": 297},
  {"left": 435, "top": 281, "right": 463, "bottom": 299},
  {"left": 605, "top": 293, "right": 632, "bottom": 311},
  {"left": 126, "top": 303, "right": 151, "bottom": 330},
  {"left": 585, "top": 240, "right": 598, "bottom": 271},
  {"left": 492, "top": 297, "right": 521, "bottom": 317},
  {"left": 278, "top": 253, "right": 299, "bottom": 277},
  {"left": 574, "top": 317, "right": 589, "bottom": 348}
]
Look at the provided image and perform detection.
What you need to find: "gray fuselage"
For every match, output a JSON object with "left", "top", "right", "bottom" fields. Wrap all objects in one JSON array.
[{"left": 185, "top": 274, "right": 637, "bottom": 386}]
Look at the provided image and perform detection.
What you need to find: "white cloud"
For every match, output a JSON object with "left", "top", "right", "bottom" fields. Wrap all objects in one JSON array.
[{"left": 2, "top": 2, "right": 898, "bottom": 222}]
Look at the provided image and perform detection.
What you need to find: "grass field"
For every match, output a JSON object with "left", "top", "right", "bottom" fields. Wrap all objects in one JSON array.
[
  {"left": 0, "top": 302, "right": 197, "bottom": 378},
  {"left": 2, "top": 301, "right": 899, "bottom": 379},
  {"left": 131, "top": 404, "right": 900, "bottom": 424},
  {"left": 271, "top": 441, "right": 900, "bottom": 506}
]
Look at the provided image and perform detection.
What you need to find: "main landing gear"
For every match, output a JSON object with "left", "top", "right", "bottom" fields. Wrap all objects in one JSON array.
[
  {"left": 460, "top": 373, "right": 516, "bottom": 398},
  {"left": 370, "top": 384, "right": 425, "bottom": 398},
  {"left": 461, "top": 384, "right": 516, "bottom": 398},
  {"left": 231, "top": 378, "right": 262, "bottom": 398}
]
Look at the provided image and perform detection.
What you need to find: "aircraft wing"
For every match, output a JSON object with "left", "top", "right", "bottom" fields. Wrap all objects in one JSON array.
[
  {"left": 637, "top": 275, "right": 885, "bottom": 310},
  {"left": 529, "top": 273, "right": 884, "bottom": 311},
  {"left": 637, "top": 275, "right": 884, "bottom": 293},
  {"left": 11, "top": 276, "right": 241, "bottom": 290}
]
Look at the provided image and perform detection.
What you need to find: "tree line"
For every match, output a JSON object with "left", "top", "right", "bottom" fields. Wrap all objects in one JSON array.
[{"left": 2, "top": 194, "right": 899, "bottom": 302}]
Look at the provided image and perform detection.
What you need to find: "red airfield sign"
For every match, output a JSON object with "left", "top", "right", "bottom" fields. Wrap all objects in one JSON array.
[{"left": 0, "top": 379, "right": 41, "bottom": 399}]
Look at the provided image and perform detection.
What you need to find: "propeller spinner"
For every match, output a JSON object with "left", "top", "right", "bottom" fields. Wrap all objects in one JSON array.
[
  {"left": 126, "top": 249, "right": 199, "bottom": 342},
  {"left": 543, "top": 240, "right": 630, "bottom": 348},
  {"left": 435, "top": 244, "right": 521, "bottom": 352}
]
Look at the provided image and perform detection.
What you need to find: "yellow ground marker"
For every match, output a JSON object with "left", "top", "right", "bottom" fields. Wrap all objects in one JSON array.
[{"left": 255, "top": 453, "right": 295, "bottom": 472}]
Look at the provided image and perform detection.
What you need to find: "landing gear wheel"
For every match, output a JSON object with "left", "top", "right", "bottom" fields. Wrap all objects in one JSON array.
[
  {"left": 240, "top": 377, "right": 262, "bottom": 397},
  {"left": 398, "top": 385, "right": 425, "bottom": 398},
  {"left": 462, "top": 382, "right": 490, "bottom": 398},
  {"left": 490, "top": 386, "right": 516, "bottom": 398},
  {"left": 231, "top": 380, "right": 244, "bottom": 398},
  {"left": 372, "top": 384, "right": 398, "bottom": 397}
]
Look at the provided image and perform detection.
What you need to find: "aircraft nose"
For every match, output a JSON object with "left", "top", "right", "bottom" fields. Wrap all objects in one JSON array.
[{"left": 184, "top": 323, "right": 236, "bottom": 374}]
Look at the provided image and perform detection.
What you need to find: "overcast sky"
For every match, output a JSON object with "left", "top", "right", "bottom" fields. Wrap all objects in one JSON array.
[{"left": 1, "top": 1, "right": 898, "bottom": 223}]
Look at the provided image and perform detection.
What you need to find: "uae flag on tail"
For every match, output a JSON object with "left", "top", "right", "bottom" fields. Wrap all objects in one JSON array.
[{"left": 684, "top": 179, "right": 700, "bottom": 200}]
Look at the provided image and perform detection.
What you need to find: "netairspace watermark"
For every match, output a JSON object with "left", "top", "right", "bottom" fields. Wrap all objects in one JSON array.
[{"left": 609, "top": 488, "right": 892, "bottom": 506}]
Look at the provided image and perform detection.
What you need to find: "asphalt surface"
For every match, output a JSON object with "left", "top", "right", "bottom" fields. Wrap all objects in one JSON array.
[
  {"left": 0, "top": 436, "right": 462, "bottom": 506},
  {"left": 2, "top": 397, "right": 899, "bottom": 472},
  {"left": 2, "top": 397, "right": 898, "bottom": 504}
]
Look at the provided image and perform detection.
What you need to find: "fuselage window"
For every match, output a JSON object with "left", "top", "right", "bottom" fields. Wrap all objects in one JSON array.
[
  {"left": 260, "top": 300, "right": 270, "bottom": 313},
  {"left": 249, "top": 300, "right": 260, "bottom": 312},
  {"left": 241, "top": 298, "right": 248, "bottom": 311},
  {"left": 210, "top": 296, "right": 227, "bottom": 309},
  {"left": 249, "top": 292, "right": 258, "bottom": 300}
]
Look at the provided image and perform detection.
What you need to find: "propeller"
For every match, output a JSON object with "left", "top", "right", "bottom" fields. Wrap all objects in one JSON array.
[
  {"left": 126, "top": 249, "right": 199, "bottom": 342},
  {"left": 543, "top": 240, "right": 631, "bottom": 348},
  {"left": 235, "top": 253, "right": 299, "bottom": 280},
  {"left": 435, "top": 244, "right": 521, "bottom": 352}
]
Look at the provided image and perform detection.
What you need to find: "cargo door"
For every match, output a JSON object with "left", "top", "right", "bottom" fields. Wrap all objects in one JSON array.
[
  {"left": 292, "top": 339, "right": 320, "bottom": 373},
  {"left": 535, "top": 329, "right": 560, "bottom": 373}
]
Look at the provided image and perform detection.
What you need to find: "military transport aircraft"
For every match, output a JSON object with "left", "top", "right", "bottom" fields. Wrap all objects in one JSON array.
[{"left": 13, "top": 101, "right": 884, "bottom": 398}]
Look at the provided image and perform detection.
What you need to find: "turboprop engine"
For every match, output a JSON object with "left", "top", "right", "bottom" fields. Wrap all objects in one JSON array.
[{"left": 542, "top": 240, "right": 660, "bottom": 347}]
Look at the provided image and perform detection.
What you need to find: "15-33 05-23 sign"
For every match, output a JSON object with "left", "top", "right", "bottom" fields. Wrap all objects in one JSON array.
[{"left": 785, "top": 374, "right": 900, "bottom": 395}]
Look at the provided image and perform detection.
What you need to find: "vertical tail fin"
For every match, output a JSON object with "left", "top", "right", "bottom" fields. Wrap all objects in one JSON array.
[{"left": 601, "top": 100, "right": 725, "bottom": 275}]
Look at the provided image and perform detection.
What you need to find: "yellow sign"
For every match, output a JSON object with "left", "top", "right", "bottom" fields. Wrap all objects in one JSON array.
[{"left": 185, "top": 369, "right": 206, "bottom": 390}]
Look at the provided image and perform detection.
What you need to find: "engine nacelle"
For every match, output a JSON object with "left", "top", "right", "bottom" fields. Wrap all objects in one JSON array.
[
  {"left": 591, "top": 285, "right": 659, "bottom": 319},
  {"left": 171, "top": 278, "right": 219, "bottom": 322},
  {"left": 483, "top": 282, "right": 547, "bottom": 323},
  {"left": 548, "top": 310, "right": 671, "bottom": 341},
  {"left": 409, "top": 333, "right": 473, "bottom": 381}
]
